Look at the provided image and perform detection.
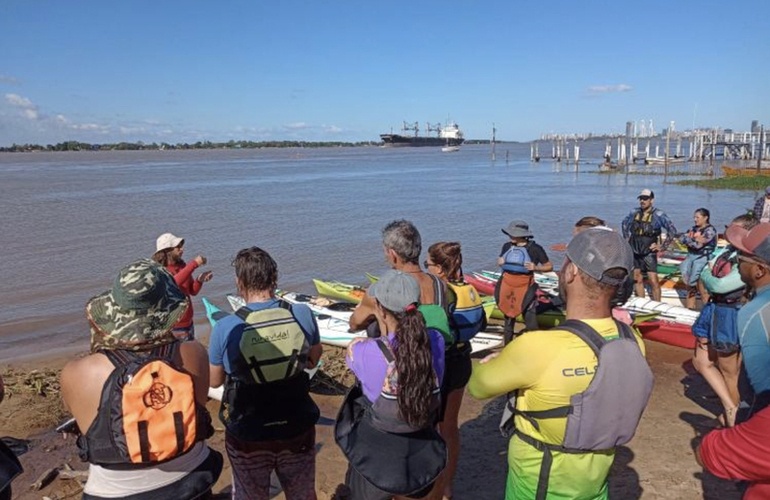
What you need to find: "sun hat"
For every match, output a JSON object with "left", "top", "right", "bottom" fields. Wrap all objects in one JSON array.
[
  {"left": 725, "top": 222, "right": 770, "bottom": 264},
  {"left": 502, "top": 220, "right": 533, "bottom": 239},
  {"left": 156, "top": 233, "right": 184, "bottom": 253},
  {"left": 566, "top": 227, "right": 633, "bottom": 286},
  {"left": 369, "top": 270, "right": 421, "bottom": 312},
  {"left": 638, "top": 189, "right": 654, "bottom": 199},
  {"left": 86, "top": 259, "right": 188, "bottom": 352}
]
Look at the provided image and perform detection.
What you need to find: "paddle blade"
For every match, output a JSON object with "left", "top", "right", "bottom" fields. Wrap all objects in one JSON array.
[{"left": 550, "top": 243, "right": 568, "bottom": 252}]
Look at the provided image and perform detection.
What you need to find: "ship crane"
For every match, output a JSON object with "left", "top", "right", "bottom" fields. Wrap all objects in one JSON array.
[
  {"left": 426, "top": 122, "right": 442, "bottom": 137},
  {"left": 402, "top": 121, "right": 419, "bottom": 137}
]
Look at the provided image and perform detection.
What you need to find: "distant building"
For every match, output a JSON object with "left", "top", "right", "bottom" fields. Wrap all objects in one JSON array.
[{"left": 752, "top": 120, "right": 760, "bottom": 133}]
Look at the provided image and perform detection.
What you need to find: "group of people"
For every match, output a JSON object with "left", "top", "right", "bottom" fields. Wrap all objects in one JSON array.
[
  {"left": 3, "top": 188, "right": 770, "bottom": 500},
  {"left": 30, "top": 218, "right": 649, "bottom": 500}
]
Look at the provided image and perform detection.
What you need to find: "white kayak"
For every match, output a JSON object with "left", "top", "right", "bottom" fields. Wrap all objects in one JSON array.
[
  {"left": 226, "top": 294, "right": 503, "bottom": 354},
  {"left": 622, "top": 296, "right": 700, "bottom": 325}
]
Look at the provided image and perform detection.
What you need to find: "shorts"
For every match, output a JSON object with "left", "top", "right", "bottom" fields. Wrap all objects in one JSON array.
[
  {"left": 691, "top": 302, "right": 741, "bottom": 353},
  {"left": 633, "top": 253, "right": 658, "bottom": 274},
  {"left": 680, "top": 253, "right": 709, "bottom": 286},
  {"left": 439, "top": 344, "right": 472, "bottom": 421}
]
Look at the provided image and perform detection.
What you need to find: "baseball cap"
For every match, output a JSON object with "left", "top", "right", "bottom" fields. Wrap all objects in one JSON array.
[
  {"left": 502, "top": 220, "right": 533, "bottom": 238},
  {"left": 156, "top": 233, "right": 184, "bottom": 252},
  {"left": 566, "top": 227, "right": 633, "bottom": 286},
  {"left": 725, "top": 222, "right": 770, "bottom": 263},
  {"left": 764, "top": 185, "right": 770, "bottom": 196},
  {"left": 369, "top": 270, "right": 421, "bottom": 312},
  {"left": 638, "top": 189, "right": 654, "bottom": 199}
]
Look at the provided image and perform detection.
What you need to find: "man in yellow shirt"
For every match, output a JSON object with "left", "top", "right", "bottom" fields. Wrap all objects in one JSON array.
[{"left": 469, "top": 227, "right": 651, "bottom": 500}]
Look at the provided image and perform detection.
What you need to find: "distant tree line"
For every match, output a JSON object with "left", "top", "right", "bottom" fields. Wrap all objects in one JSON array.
[{"left": 0, "top": 140, "right": 381, "bottom": 152}]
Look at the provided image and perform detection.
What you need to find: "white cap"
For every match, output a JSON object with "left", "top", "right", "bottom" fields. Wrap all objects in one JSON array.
[
  {"left": 156, "top": 233, "right": 184, "bottom": 252},
  {"left": 638, "top": 189, "right": 654, "bottom": 198}
]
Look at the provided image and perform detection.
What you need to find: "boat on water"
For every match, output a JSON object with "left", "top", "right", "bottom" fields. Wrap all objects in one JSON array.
[
  {"left": 442, "top": 145, "right": 461, "bottom": 153},
  {"left": 380, "top": 121, "right": 464, "bottom": 147}
]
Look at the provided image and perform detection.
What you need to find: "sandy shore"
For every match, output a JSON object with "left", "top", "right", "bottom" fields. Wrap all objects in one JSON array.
[{"left": 0, "top": 340, "right": 744, "bottom": 500}]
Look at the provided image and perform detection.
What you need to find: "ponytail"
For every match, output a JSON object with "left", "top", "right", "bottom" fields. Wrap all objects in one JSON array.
[{"left": 393, "top": 305, "right": 435, "bottom": 429}]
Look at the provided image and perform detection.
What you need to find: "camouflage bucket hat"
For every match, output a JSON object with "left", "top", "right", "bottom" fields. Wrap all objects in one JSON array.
[{"left": 86, "top": 259, "right": 188, "bottom": 352}]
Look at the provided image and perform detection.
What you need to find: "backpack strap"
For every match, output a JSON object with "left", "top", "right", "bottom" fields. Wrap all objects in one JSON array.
[
  {"left": 235, "top": 306, "right": 252, "bottom": 322},
  {"left": 100, "top": 341, "right": 177, "bottom": 368},
  {"left": 375, "top": 338, "right": 395, "bottom": 364},
  {"left": 554, "top": 319, "right": 608, "bottom": 357},
  {"left": 429, "top": 273, "right": 447, "bottom": 309}
]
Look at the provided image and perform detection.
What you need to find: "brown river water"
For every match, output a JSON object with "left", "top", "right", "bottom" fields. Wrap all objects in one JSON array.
[{"left": 0, "top": 146, "right": 754, "bottom": 362}]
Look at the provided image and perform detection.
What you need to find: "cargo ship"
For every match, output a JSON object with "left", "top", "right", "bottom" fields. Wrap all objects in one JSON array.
[{"left": 380, "top": 121, "right": 464, "bottom": 147}]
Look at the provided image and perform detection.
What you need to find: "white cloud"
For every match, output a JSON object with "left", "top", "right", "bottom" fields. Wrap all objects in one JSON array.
[
  {"left": 587, "top": 84, "right": 633, "bottom": 94},
  {"left": 5, "top": 93, "right": 35, "bottom": 108},
  {"left": 284, "top": 122, "right": 309, "bottom": 130},
  {"left": 5, "top": 93, "right": 40, "bottom": 120}
]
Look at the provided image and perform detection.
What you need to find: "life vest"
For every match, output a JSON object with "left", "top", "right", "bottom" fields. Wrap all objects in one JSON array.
[
  {"left": 700, "top": 248, "right": 745, "bottom": 297},
  {"left": 418, "top": 274, "right": 452, "bottom": 346},
  {"left": 495, "top": 272, "right": 537, "bottom": 319},
  {"left": 446, "top": 281, "right": 485, "bottom": 342},
  {"left": 501, "top": 245, "right": 533, "bottom": 274},
  {"left": 220, "top": 302, "right": 319, "bottom": 442},
  {"left": 499, "top": 320, "right": 653, "bottom": 500},
  {"left": 78, "top": 343, "right": 213, "bottom": 467},
  {"left": 335, "top": 338, "right": 445, "bottom": 496},
  {"left": 628, "top": 209, "right": 661, "bottom": 255},
  {"left": 685, "top": 224, "right": 717, "bottom": 255}
]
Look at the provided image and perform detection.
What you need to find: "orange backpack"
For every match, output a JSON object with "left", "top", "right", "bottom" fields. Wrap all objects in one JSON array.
[
  {"left": 495, "top": 272, "right": 536, "bottom": 319},
  {"left": 78, "top": 343, "right": 212, "bottom": 466}
]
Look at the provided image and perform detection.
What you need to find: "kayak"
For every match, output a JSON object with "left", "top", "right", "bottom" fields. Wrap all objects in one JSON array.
[
  {"left": 622, "top": 297, "right": 699, "bottom": 325},
  {"left": 223, "top": 293, "right": 504, "bottom": 355},
  {"left": 463, "top": 272, "right": 496, "bottom": 296},
  {"left": 313, "top": 279, "right": 367, "bottom": 303},
  {"left": 636, "top": 320, "right": 695, "bottom": 349}
]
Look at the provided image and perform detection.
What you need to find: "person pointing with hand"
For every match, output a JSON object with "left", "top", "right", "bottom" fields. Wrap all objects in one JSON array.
[{"left": 153, "top": 232, "right": 213, "bottom": 340}]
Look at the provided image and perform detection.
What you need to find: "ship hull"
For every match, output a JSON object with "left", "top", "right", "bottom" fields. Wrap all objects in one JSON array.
[{"left": 380, "top": 134, "right": 464, "bottom": 147}]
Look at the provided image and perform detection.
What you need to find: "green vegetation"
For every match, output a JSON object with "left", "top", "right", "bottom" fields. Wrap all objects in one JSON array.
[
  {"left": 672, "top": 175, "right": 770, "bottom": 190},
  {"left": 0, "top": 140, "right": 380, "bottom": 152}
]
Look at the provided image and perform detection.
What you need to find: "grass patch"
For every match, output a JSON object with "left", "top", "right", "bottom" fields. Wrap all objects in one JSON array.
[{"left": 671, "top": 175, "right": 770, "bottom": 190}]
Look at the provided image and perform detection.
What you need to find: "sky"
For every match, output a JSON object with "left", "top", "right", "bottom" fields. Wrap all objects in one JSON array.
[{"left": 0, "top": 0, "right": 768, "bottom": 145}]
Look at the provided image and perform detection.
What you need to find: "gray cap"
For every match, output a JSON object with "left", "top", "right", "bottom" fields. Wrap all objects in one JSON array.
[
  {"left": 502, "top": 220, "right": 533, "bottom": 238},
  {"left": 764, "top": 185, "right": 770, "bottom": 196},
  {"left": 369, "top": 270, "right": 421, "bottom": 312},
  {"left": 566, "top": 227, "right": 633, "bottom": 286}
]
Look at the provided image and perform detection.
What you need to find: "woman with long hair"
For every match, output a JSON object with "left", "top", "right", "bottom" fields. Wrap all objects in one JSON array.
[
  {"left": 679, "top": 208, "right": 717, "bottom": 309},
  {"left": 425, "top": 242, "right": 486, "bottom": 499},
  {"left": 692, "top": 214, "right": 757, "bottom": 427},
  {"left": 338, "top": 270, "right": 446, "bottom": 500}
]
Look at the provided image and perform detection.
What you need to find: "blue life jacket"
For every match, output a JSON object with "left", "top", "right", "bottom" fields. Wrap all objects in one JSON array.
[{"left": 501, "top": 246, "right": 532, "bottom": 274}]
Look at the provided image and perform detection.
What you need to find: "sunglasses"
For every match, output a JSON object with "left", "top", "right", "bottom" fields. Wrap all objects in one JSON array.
[
  {"left": 424, "top": 260, "right": 438, "bottom": 269},
  {"left": 638, "top": 196, "right": 651, "bottom": 201},
  {"left": 737, "top": 253, "right": 769, "bottom": 268}
]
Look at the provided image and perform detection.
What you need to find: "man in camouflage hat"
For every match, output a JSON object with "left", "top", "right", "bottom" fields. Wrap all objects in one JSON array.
[
  {"left": 86, "top": 259, "right": 189, "bottom": 351},
  {"left": 61, "top": 259, "right": 222, "bottom": 500}
]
